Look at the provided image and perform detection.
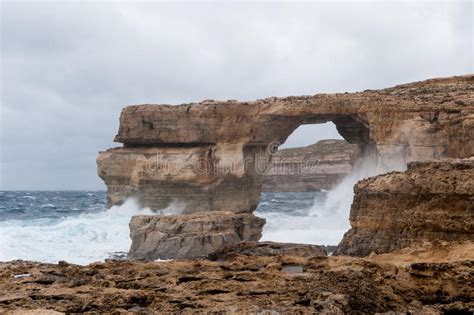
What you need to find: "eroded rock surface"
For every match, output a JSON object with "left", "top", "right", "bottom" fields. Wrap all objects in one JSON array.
[
  {"left": 1, "top": 242, "right": 473, "bottom": 314},
  {"left": 208, "top": 241, "right": 327, "bottom": 260},
  {"left": 97, "top": 145, "right": 268, "bottom": 212},
  {"left": 263, "top": 139, "right": 360, "bottom": 192},
  {"left": 98, "top": 75, "right": 474, "bottom": 212},
  {"left": 129, "top": 212, "right": 265, "bottom": 260},
  {"left": 114, "top": 76, "right": 474, "bottom": 160},
  {"left": 336, "top": 158, "right": 474, "bottom": 256}
]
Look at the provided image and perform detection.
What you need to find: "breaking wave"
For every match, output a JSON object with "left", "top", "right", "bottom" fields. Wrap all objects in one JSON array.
[
  {"left": 257, "top": 154, "right": 406, "bottom": 246},
  {"left": 0, "top": 198, "right": 153, "bottom": 265}
]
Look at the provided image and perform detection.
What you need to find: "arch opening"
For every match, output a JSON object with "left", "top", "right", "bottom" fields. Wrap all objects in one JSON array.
[
  {"left": 279, "top": 122, "right": 343, "bottom": 149},
  {"left": 254, "top": 118, "right": 395, "bottom": 251}
]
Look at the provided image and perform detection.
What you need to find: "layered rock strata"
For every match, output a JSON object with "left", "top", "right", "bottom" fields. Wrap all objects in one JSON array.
[
  {"left": 336, "top": 158, "right": 474, "bottom": 256},
  {"left": 128, "top": 212, "right": 265, "bottom": 260},
  {"left": 1, "top": 242, "right": 473, "bottom": 313},
  {"left": 262, "top": 139, "right": 360, "bottom": 192},
  {"left": 97, "top": 145, "right": 266, "bottom": 213},
  {"left": 98, "top": 75, "right": 474, "bottom": 213}
]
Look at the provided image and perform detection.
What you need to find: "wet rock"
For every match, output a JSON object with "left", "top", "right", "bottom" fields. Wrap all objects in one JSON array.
[
  {"left": 128, "top": 212, "right": 266, "bottom": 260},
  {"left": 281, "top": 264, "right": 304, "bottom": 274}
]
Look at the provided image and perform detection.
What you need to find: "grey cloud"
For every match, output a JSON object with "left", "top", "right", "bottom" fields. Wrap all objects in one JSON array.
[{"left": 1, "top": 1, "right": 472, "bottom": 189}]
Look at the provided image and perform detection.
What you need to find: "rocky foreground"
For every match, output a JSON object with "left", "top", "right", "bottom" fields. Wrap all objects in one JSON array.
[{"left": 1, "top": 242, "right": 473, "bottom": 314}]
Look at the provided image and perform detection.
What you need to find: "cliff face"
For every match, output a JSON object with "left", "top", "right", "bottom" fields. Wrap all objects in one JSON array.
[
  {"left": 98, "top": 75, "right": 474, "bottom": 213},
  {"left": 262, "top": 139, "right": 360, "bottom": 192},
  {"left": 97, "top": 145, "right": 266, "bottom": 213},
  {"left": 336, "top": 158, "right": 474, "bottom": 256}
]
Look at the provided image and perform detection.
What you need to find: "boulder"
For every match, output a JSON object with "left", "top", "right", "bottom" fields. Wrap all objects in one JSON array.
[
  {"left": 335, "top": 158, "right": 474, "bottom": 256},
  {"left": 128, "top": 211, "right": 266, "bottom": 260}
]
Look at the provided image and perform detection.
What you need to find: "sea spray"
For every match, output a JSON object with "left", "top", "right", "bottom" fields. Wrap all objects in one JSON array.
[
  {"left": 310, "top": 153, "right": 407, "bottom": 240},
  {"left": 257, "top": 153, "right": 406, "bottom": 246},
  {"left": 0, "top": 198, "right": 154, "bottom": 265},
  {"left": 156, "top": 200, "right": 186, "bottom": 216}
]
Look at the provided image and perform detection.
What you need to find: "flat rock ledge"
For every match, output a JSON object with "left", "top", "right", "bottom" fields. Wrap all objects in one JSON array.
[
  {"left": 208, "top": 241, "right": 327, "bottom": 261},
  {"left": 129, "top": 211, "right": 266, "bottom": 260}
]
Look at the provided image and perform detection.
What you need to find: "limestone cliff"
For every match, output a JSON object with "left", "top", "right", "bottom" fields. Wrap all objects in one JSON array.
[
  {"left": 335, "top": 158, "right": 474, "bottom": 256},
  {"left": 114, "top": 75, "right": 473, "bottom": 160},
  {"left": 262, "top": 139, "right": 360, "bottom": 192},
  {"left": 98, "top": 74, "right": 474, "bottom": 213}
]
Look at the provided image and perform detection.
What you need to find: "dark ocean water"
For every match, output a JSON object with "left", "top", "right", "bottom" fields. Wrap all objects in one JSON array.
[
  {"left": 0, "top": 191, "right": 107, "bottom": 221},
  {"left": 0, "top": 190, "right": 349, "bottom": 264}
]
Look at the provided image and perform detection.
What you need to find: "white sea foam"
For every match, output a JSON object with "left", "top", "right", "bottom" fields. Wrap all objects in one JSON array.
[
  {"left": 258, "top": 211, "right": 348, "bottom": 245},
  {"left": 0, "top": 198, "right": 154, "bottom": 265},
  {"left": 309, "top": 154, "right": 405, "bottom": 217},
  {"left": 40, "top": 203, "right": 57, "bottom": 208}
]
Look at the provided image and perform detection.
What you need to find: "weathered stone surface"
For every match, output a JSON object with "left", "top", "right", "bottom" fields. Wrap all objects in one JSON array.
[
  {"left": 208, "top": 241, "right": 327, "bottom": 260},
  {"left": 336, "top": 158, "right": 474, "bottom": 256},
  {"left": 262, "top": 139, "right": 360, "bottom": 192},
  {"left": 115, "top": 75, "right": 474, "bottom": 160},
  {"left": 97, "top": 145, "right": 267, "bottom": 211},
  {"left": 98, "top": 75, "right": 474, "bottom": 212},
  {"left": 128, "top": 212, "right": 265, "bottom": 260},
  {"left": 1, "top": 242, "right": 473, "bottom": 313}
]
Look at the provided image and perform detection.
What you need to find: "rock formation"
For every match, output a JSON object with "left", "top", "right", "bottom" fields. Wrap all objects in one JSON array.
[
  {"left": 1, "top": 242, "right": 473, "bottom": 313},
  {"left": 262, "top": 139, "right": 360, "bottom": 192},
  {"left": 96, "top": 74, "right": 473, "bottom": 260},
  {"left": 336, "top": 158, "right": 474, "bottom": 256},
  {"left": 97, "top": 145, "right": 265, "bottom": 213},
  {"left": 128, "top": 212, "right": 265, "bottom": 260},
  {"left": 98, "top": 75, "right": 474, "bottom": 213}
]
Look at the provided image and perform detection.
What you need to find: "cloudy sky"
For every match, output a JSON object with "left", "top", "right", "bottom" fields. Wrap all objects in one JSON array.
[{"left": 1, "top": 1, "right": 472, "bottom": 190}]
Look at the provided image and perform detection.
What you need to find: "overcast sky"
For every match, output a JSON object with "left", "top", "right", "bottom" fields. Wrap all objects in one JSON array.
[{"left": 1, "top": 1, "right": 472, "bottom": 190}]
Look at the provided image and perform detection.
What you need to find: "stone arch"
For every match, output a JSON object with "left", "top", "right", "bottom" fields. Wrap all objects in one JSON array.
[{"left": 99, "top": 75, "right": 474, "bottom": 212}]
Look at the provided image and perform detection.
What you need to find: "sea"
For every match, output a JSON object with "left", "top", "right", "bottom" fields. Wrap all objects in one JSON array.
[{"left": 0, "top": 190, "right": 351, "bottom": 265}]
